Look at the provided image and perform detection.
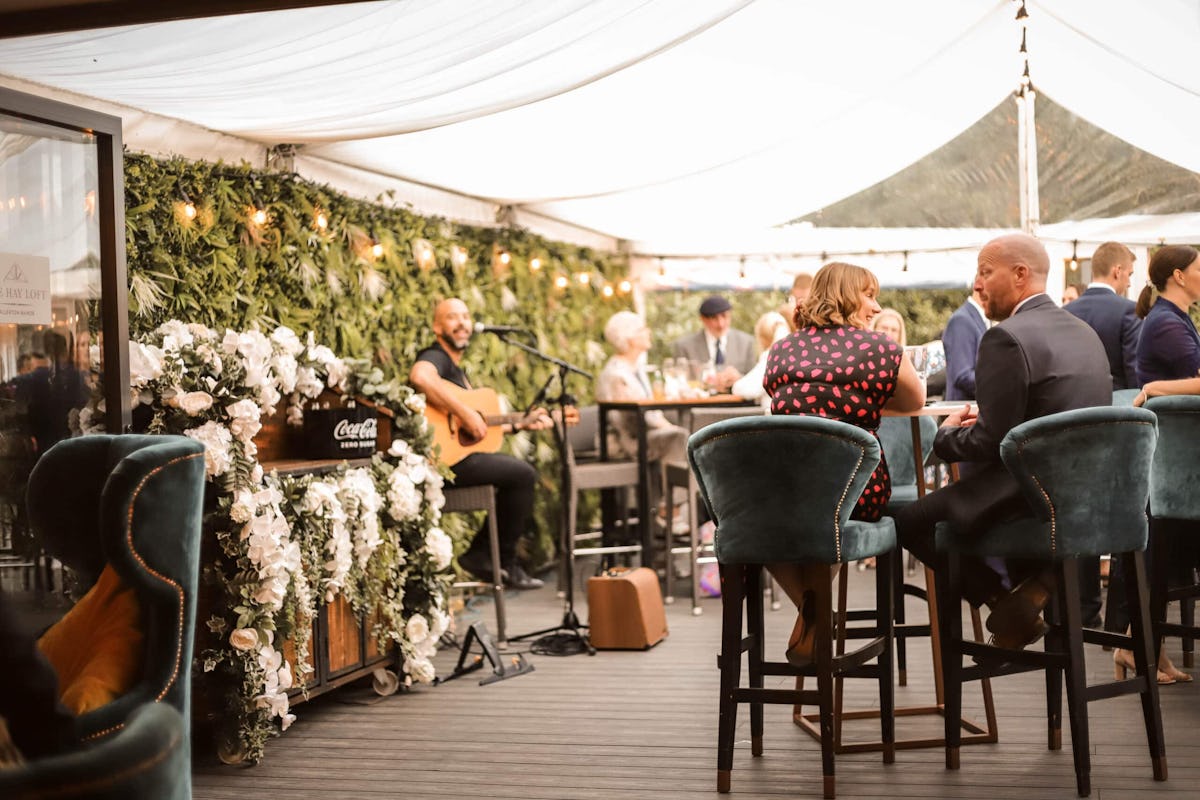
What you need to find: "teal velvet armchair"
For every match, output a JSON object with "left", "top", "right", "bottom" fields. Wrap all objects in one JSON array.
[
  {"left": 26, "top": 435, "right": 205, "bottom": 785},
  {"left": 689, "top": 415, "right": 896, "bottom": 798},
  {"left": 0, "top": 702, "right": 189, "bottom": 800},
  {"left": 933, "top": 406, "right": 1165, "bottom": 797}
]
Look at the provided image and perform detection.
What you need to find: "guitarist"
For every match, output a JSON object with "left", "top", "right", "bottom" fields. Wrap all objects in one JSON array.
[{"left": 409, "top": 298, "right": 550, "bottom": 591}]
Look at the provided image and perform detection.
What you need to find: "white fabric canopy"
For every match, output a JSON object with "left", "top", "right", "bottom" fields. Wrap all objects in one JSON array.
[{"left": 1, "top": 0, "right": 1198, "bottom": 260}]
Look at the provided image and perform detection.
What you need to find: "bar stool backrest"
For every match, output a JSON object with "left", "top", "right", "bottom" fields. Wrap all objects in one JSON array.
[
  {"left": 998, "top": 406, "right": 1156, "bottom": 558},
  {"left": 877, "top": 415, "right": 936, "bottom": 488},
  {"left": 1144, "top": 395, "right": 1200, "bottom": 521},
  {"left": 687, "top": 415, "right": 880, "bottom": 566}
]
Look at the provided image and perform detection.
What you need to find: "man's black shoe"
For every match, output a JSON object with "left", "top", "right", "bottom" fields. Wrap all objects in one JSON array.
[
  {"left": 504, "top": 563, "right": 545, "bottom": 591},
  {"left": 458, "top": 549, "right": 505, "bottom": 584}
]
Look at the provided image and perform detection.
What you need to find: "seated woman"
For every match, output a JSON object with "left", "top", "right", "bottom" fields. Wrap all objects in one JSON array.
[
  {"left": 596, "top": 311, "right": 689, "bottom": 530},
  {"left": 1125, "top": 245, "right": 1200, "bottom": 684},
  {"left": 730, "top": 310, "right": 789, "bottom": 407},
  {"left": 869, "top": 307, "right": 907, "bottom": 348},
  {"left": 763, "top": 262, "right": 925, "bottom": 665}
]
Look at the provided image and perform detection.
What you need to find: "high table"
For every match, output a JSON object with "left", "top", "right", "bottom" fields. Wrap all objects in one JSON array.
[{"left": 597, "top": 394, "right": 757, "bottom": 563}]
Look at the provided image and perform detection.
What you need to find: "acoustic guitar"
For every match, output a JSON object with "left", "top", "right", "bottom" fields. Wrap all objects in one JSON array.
[{"left": 424, "top": 383, "right": 577, "bottom": 465}]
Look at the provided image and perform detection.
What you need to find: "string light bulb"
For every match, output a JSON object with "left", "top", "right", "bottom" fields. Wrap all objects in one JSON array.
[
  {"left": 179, "top": 187, "right": 197, "bottom": 220},
  {"left": 576, "top": 272, "right": 591, "bottom": 286},
  {"left": 530, "top": 256, "right": 542, "bottom": 272},
  {"left": 252, "top": 207, "right": 267, "bottom": 225},
  {"left": 602, "top": 284, "right": 614, "bottom": 298},
  {"left": 902, "top": 250, "right": 909, "bottom": 273},
  {"left": 657, "top": 257, "right": 665, "bottom": 277},
  {"left": 315, "top": 211, "right": 328, "bottom": 231},
  {"left": 498, "top": 250, "right": 511, "bottom": 266},
  {"left": 372, "top": 240, "right": 384, "bottom": 259},
  {"left": 1070, "top": 240, "right": 1079, "bottom": 271},
  {"left": 618, "top": 279, "right": 632, "bottom": 294},
  {"left": 554, "top": 274, "right": 569, "bottom": 290},
  {"left": 450, "top": 244, "right": 469, "bottom": 269}
]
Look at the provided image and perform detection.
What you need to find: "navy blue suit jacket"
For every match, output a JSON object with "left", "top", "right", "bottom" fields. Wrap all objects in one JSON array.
[
  {"left": 1064, "top": 286, "right": 1141, "bottom": 390},
  {"left": 942, "top": 300, "right": 987, "bottom": 401}
]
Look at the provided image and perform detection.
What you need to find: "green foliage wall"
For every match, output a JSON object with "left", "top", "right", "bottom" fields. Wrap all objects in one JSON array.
[
  {"left": 124, "top": 154, "right": 634, "bottom": 565},
  {"left": 123, "top": 154, "right": 973, "bottom": 565}
]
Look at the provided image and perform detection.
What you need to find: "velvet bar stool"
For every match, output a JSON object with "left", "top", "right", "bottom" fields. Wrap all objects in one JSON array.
[
  {"left": 934, "top": 406, "right": 1166, "bottom": 797},
  {"left": 1144, "top": 395, "right": 1200, "bottom": 669},
  {"left": 688, "top": 415, "right": 896, "bottom": 799}
]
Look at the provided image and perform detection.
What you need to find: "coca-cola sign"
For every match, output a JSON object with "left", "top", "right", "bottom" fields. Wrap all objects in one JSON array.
[
  {"left": 303, "top": 407, "right": 378, "bottom": 458},
  {"left": 333, "top": 417, "right": 377, "bottom": 445}
]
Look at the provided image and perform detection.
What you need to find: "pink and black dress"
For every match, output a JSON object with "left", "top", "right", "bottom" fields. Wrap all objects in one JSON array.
[{"left": 763, "top": 325, "right": 903, "bottom": 522}]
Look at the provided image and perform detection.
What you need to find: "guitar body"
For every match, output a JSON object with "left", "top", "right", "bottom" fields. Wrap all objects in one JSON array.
[{"left": 424, "top": 385, "right": 506, "bottom": 465}]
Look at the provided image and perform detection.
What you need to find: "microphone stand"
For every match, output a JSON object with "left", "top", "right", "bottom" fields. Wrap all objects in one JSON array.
[{"left": 494, "top": 333, "right": 595, "bottom": 656}]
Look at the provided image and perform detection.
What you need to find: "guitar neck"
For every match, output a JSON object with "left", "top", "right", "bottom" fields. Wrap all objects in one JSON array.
[{"left": 482, "top": 412, "right": 526, "bottom": 428}]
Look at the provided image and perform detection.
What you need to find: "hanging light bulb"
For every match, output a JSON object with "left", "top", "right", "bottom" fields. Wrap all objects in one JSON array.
[
  {"left": 554, "top": 274, "right": 569, "bottom": 290},
  {"left": 179, "top": 187, "right": 197, "bottom": 220},
  {"left": 251, "top": 207, "right": 267, "bottom": 225},
  {"left": 602, "top": 284, "right": 614, "bottom": 298},
  {"left": 657, "top": 257, "right": 665, "bottom": 277},
  {"left": 1015, "top": 0, "right": 1029, "bottom": 21},
  {"left": 902, "top": 251, "right": 909, "bottom": 273},
  {"left": 315, "top": 211, "right": 328, "bottom": 231},
  {"left": 499, "top": 250, "right": 511, "bottom": 266},
  {"left": 738, "top": 256, "right": 747, "bottom": 281},
  {"left": 530, "top": 256, "right": 542, "bottom": 272},
  {"left": 372, "top": 240, "right": 384, "bottom": 259},
  {"left": 1070, "top": 240, "right": 1079, "bottom": 271},
  {"left": 618, "top": 279, "right": 632, "bottom": 294},
  {"left": 576, "top": 272, "right": 591, "bottom": 286},
  {"left": 450, "top": 244, "right": 469, "bottom": 269}
]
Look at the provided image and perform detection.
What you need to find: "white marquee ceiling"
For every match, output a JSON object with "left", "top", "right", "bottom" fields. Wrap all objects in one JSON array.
[{"left": 1, "top": 0, "right": 1198, "bottom": 264}]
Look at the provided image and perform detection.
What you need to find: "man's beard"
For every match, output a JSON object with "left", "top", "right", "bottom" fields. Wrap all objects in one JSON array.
[{"left": 438, "top": 331, "right": 469, "bottom": 353}]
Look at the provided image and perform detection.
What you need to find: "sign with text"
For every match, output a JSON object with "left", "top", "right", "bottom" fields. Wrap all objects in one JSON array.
[{"left": 0, "top": 252, "right": 51, "bottom": 326}]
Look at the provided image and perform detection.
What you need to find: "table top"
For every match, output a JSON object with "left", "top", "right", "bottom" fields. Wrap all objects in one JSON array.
[
  {"left": 884, "top": 400, "right": 978, "bottom": 418},
  {"left": 597, "top": 394, "right": 758, "bottom": 411}
]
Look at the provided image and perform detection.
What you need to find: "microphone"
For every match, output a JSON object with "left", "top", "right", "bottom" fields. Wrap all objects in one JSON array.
[{"left": 474, "top": 322, "right": 533, "bottom": 336}]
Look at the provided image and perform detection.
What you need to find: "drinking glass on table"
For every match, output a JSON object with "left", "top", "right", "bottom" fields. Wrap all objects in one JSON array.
[{"left": 904, "top": 345, "right": 930, "bottom": 382}]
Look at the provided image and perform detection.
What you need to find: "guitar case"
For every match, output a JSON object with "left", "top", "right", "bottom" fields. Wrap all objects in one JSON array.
[{"left": 587, "top": 566, "right": 668, "bottom": 650}]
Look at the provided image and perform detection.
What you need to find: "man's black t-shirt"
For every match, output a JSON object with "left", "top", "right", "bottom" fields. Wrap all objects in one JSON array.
[{"left": 415, "top": 343, "right": 468, "bottom": 389}]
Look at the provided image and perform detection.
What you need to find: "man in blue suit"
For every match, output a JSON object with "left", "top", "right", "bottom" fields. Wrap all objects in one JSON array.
[
  {"left": 942, "top": 285, "right": 988, "bottom": 401},
  {"left": 1064, "top": 241, "right": 1141, "bottom": 390},
  {"left": 1063, "top": 241, "right": 1142, "bottom": 629}
]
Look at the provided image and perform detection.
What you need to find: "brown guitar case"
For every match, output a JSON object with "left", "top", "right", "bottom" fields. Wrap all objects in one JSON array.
[{"left": 587, "top": 566, "right": 668, "bottom": 650}]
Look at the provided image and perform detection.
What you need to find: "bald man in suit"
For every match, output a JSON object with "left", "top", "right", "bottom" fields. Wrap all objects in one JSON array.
[{"left": 898, "top": 233, "right": 1112, "bottom": 649}]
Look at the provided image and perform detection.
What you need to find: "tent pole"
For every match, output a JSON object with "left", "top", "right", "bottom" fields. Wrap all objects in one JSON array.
[{"left": 1016, "top": 89, "right": 1040, "bottom": 235}]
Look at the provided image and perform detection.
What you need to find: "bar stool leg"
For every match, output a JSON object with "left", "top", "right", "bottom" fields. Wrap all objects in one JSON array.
[
  {"left": 813, "top": 570, "right": 837, "bottom": 799},
  {"left": 716, "top": 563, "right": 745, "bottom": 793},
  {"left": 746, "top": 565, "right": 765, "bottom": 756},
  {"left": 1123, "top": 550, "right": 1168, "bottom": 782},
  {"left": 1056, "top": 559, "right": 1091, "bottom": 796},
  {"left": 876, "top": 549, "right": 896, "bottom": 764},
  {"left": 939, "top": 553, "right": 964, "bottom": 771}
]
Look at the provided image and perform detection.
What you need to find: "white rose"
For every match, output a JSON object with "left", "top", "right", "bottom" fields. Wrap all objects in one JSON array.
[
  {"left": 406, "top": 613, "right": 430, "bottom": 644},
  {"left": 184, "top": 421, "right": 234, "bottom": 477},
  {"left": 404, "top": 393, "right": 426, "bottom": 414},
  {"left": 178, "top": 391, "right": 215, "bottom": 416},
  {"left": 387, "top": 439, "right": 410, "bottom": 458},
  {"left": 405, "top": 657, "right": 436, "bottom": 684},
  {"left": 229, "top": 628, "right": 259, "bottom": 652},
  {"left": 424, "top": 527, "right": 453, "bottom": 571},
  {"left": 270, "top": 326, "right": 304, "bottom": 357},
  {"left": 128, "top": 341, "right": 164, "bottom": 387}
]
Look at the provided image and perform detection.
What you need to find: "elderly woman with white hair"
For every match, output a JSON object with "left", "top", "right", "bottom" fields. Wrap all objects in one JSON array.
[{"left": 597, "top": 310, "right": 689, "bottom": 527}]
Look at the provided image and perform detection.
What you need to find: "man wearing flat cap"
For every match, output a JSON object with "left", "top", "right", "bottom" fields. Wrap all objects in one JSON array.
[{"left": 672, "top": 295, "right": 756, "bottom": 392}]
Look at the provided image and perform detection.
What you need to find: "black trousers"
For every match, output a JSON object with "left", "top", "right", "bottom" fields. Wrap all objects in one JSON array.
[
  {"left": 450, "top": 452, "right": 537, "bottom": 566},
  {"left": 895, "top": 477, "right": 1017, "bottom": 608}
]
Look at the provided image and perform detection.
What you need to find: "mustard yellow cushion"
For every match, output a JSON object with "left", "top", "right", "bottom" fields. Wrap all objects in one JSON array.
[{"left": 37, "top": 565, "right": 143, "bottom": 715}]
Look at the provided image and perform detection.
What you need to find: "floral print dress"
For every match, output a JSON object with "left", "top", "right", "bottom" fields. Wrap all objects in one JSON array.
[{"left": 763, "top": 325, "right": 903, "bottom": 521}]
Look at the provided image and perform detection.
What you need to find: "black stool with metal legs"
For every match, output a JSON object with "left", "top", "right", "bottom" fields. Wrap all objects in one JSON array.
[{"left": 445, "top": 484, "right": 507, "bottom": 646}]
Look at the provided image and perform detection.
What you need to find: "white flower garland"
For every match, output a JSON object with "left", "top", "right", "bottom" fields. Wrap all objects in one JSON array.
[{"left": 90, "top": 319, "right": 450, "bottom": 762}]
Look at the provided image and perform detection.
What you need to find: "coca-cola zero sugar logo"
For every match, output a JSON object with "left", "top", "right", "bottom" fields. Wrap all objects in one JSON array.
[{"left": 333, "top": 417, "right": 377, "bottom": 444}]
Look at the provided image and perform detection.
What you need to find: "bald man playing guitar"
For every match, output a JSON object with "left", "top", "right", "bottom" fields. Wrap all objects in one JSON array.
[{"left": 409, "top": 297, "right": 553, "bottom": 591}]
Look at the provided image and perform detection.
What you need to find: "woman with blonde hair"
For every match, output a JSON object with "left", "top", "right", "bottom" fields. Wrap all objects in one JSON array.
[
  {"left": 766, "top": 262, "right": 925, "bottom": 666},
  {"left": 730, "top": 310, "right": 790, "bottom": 405},
  {"left": 869, "top": 307, "right": 907, "bottom": 348}
]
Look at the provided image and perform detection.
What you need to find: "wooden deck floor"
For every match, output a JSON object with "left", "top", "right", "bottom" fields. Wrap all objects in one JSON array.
[{"left": 193, "top": 566, "right": 1200, "bottom": 800}]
